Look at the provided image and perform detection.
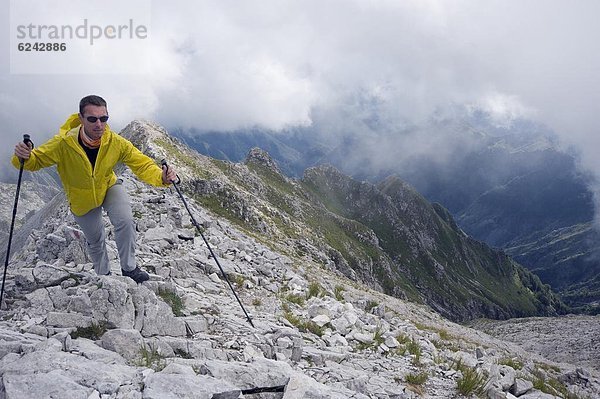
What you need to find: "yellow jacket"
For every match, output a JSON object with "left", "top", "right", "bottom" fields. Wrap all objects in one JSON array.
[{"left": 12, "top": 113, "right": 168, "bottom": 216}]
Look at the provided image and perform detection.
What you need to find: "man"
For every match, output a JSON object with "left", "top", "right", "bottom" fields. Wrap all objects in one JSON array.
[{"left": 12, "top": 95, "right": 177, "bottom": 283}]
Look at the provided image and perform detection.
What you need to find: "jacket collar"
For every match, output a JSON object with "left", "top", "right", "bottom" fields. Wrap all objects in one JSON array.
[{"left": 61, "top": 113, "right": 112, "bottom": 150}]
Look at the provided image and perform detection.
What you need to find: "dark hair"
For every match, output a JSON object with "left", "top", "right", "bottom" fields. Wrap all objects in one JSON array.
[{"left": 79, "top": 95, "right": 107, "bottom": 115}]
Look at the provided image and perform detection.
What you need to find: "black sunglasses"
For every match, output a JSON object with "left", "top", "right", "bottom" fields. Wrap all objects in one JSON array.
[{"left": 85, "top": 115, "right": 109, "bottom": 123}]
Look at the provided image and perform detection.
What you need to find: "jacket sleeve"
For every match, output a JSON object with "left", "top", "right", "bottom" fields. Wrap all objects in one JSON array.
[
  {"left": 120, "top": 137, "right": 169, "bottom": 187},
  {"left": 11, "top": 134, "right": 61, "bottom": 171}
]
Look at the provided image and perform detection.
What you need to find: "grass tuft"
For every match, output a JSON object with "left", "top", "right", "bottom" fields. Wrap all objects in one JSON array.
[
  {"left": 158, "top": 288, "right": 185, "bottom": 317},
  {"left": 334, "top": 285, "right": 345, "bottom": 301},
  {"left": 499, "top": 357, "right": 524, "bottom": 370},
  {"left": 365, "top": 300, "right": 379, "bottom": 312},
  {"left": 454, "top": 359, "right": 488, "bottom": 397},
  {"left": 531, "top": 368, "right": 582, "bottom": 399},
  {"left": 285, "top": 293, "right": 306, "bottom": 307},
  {"left": 437, "top": 328, "right": 451, "bottom": 340},
  {"left": 407, "top": 337, "right": 422, "bottom": 363},
  {"left": 138, "top": 344, "right": 166, "bottom": 371},
  {"left": 283, "top": 310, "right": 324, "bottom": 337},
  {"left": 395, "top": 332, "right": 411, "bottom": 345},
  {"left": 373, "top": 328, "right": 385, "bottom": 346},
  {"left": 227, "top": 273, "right": 246, "bottom": 287},
  {"left": 306, "top": 281, "right": 323, "bottom": 299},
  {"left": 70, "top": 322, "right": 108, "bottom": 340},
  {"left": 405, "top": 371, "right": 429, "bottom": 385}
]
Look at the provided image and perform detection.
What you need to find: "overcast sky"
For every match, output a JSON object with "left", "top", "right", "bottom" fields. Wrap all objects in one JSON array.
[{"left": 1, "top": 1, "right": 599, "bottom": 196}]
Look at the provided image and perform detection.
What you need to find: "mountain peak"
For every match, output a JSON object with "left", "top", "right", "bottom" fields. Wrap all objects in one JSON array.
[
  {"left": 244, "top": 147, "right": 281, "bottom": 174},
  {"left": 119, "top": 120, "right": 219, "bottom": 182},
  {"left": 122, "top": 120, "right": 170, "bottom": 142},
  {"left": 120, "top": 119, "right": 176, "bottom": 163},
  {"left": 302, "top": 164, "right": 346, "bottom": 182}
]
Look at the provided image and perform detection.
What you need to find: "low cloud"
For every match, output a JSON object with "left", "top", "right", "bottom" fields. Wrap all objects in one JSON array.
[{"left": 1, "top": 1, "right": 599, "bottom": 217}]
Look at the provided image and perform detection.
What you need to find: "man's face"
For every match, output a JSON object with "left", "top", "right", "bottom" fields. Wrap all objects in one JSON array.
[{"left": 79, "top": 104, "right": 108, "bottom": 140}]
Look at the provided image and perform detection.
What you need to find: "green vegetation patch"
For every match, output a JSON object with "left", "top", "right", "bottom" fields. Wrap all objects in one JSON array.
[
  {"left": 283, "top": 310, "right": 324, "bottom": 337},
  {"left": 154, "top": 138, "right": 212, "bottom": 179},
  {"left": 365, "top": 300, "right": 379, "bottom": 313},
  {"left": 334, "top": 285, "right": 346, "bottom": 301},
  {"left": 137, "top": 344, "right": 166, "bottom": 371},
  {"left": 285, "top": 293, "right": 306, "bottom": 307},
  {"left": 252, "top": 298, "right": 263, "bottom": 306},
  {"left": 454, "top": 359, "right": 488, "bottom": 397},
  {"left": 499, "top": 357, "right": 524, "bottom": 370},
  {"left": 70, "top": 322, "right": 108, "bottom": 340},
  {"left": 194, "top": 193, "right": 248, "bottom": 229},
  {"left": 158, "top": 288, "right": 185, "bottom": 317},
  {"left": 247, "top": 161, "right": 295, "bottom": 195},
  {"left": 307, "top": 281, "right": 324, "bottom": 300},
  {"left": 407, "top": 337, "right": 422, "bottom": 365},
  {"left": 227, "top": 273, "right": 246, "bottom": 287},
  {"left": 405, "top": 371, "right": 429, "bottom": 385},
  {"left": 531, "top": 368, "right": 584, "bottom": 399}
]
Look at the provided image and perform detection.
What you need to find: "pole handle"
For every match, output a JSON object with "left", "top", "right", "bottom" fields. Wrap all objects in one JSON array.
[
  {"left": 19, "top": 134, "right": 34, "bottom": 166},
  {"left": 23, "top": 134, "right": 34, "bottom": 149},
  {"left": 160, "top": 159, "right": 181, "bottom": 184}
]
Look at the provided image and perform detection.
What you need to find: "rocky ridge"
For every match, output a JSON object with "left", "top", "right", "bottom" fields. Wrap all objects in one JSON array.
[
  {"left": 171, "top": 117, "right": 600, "bottom": 313},
  {"left": 124, "top": 120, "right": 565, "bottom": 323},
  {"left": 0, "top": 121, "right": 597, "bottom": 398},
  {"left": 300, "top": 165, "right": 566, "bottom": 321}
]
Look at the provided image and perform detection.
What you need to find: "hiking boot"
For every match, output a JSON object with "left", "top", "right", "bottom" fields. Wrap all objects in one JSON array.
[{"left": 122, "top": 267, "right": 149, "bottom": 284}]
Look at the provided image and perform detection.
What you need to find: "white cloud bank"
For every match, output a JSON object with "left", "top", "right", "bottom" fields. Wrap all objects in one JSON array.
[{"left": 1, "top": 0, "right": 599, "bottom": 196}]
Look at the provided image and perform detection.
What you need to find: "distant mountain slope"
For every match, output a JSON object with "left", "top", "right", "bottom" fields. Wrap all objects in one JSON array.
[
  {"left": 170, "top": 118, "right": 599, "bottom": 312},
  {"left": 408, "top": 138, "right": 599, "bottom": 312},
  {"left": 172, "top": 127, "right": 328, "bottom": 177},
  {"left": 455, "top": 151, "right": 592, "bottom": 247},
  {"left": 301, "top": 166, "right": 566, "bottom": 321},
  {"left": 127, "top": 121, "right": 565, "bottom": 322}
]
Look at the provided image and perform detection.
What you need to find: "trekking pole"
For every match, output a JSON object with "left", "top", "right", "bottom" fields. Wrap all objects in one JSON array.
[
  {"left": 161, "top": 159, "right": 255, "bottom": 328},
  {"left": 1, "top": 134, "right": 34, "bottom": 309}
]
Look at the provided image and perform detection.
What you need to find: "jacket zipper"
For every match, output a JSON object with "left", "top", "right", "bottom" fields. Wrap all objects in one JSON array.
[{"left": 68, "top": 133, "right": 99, "bottom": 207}]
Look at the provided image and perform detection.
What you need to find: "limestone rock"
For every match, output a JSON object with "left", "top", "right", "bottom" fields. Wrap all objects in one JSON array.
[
  {"left": 100, "top": 329, "right": 145, "bottom": 361},
  {"left": 2, "top": 370, "right": 94, "bottom": 399},
  {"left": 518, "top": 391, "right": 560, "bottom": 399},
  {"left": 32, "top": 264, "right": 70, "bottom": 287},
  {"left": 137, "top": 291, "right": 187, "bottom": 337},
  {"left": 142, "top": 373, "right": 239, "bottom": 399},
  {"left": 199, "top": 358, "right": 292, "bottom": 390},
  {"left": 90, "top": 277, "right": 135, "bottom": 329},
  {"left": 511, "top": 378, "right": 534, "bottom": 396},
  {"left": 0, "top": 351, "right": 138, "bottom": 395},
  {"left": 46, "top": 311, "right": 92, "bottom": 328},
  {"left": 311, "top": 314, "right": 331, "bottom": 327}
]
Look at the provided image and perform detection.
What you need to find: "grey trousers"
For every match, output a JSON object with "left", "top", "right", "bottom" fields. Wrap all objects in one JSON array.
[{"left": 73, "top": 181, "right": 136, "bottom": 275}]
